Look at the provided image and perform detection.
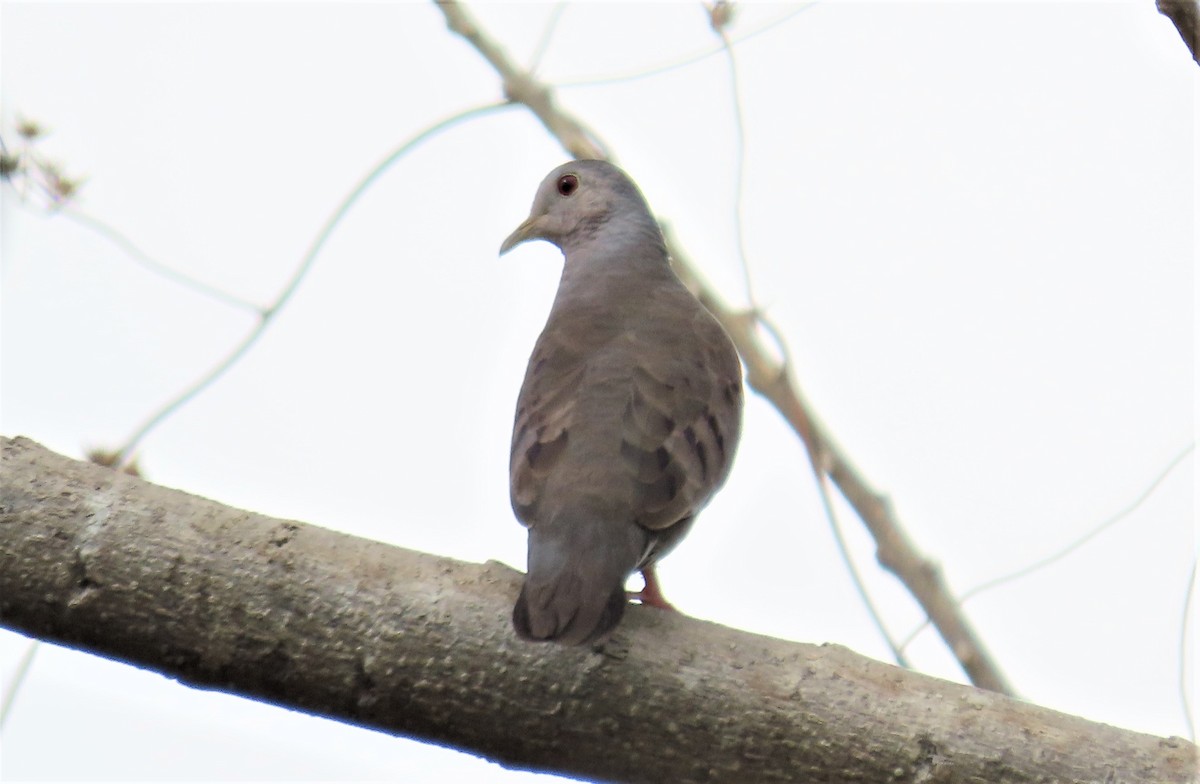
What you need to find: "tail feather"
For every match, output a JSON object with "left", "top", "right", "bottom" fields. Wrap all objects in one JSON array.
[
  {"left": 513, "top": 518, "right": 644, "bottom": 645},
  {"left": 513, "top": 578, "right": 627, "bottom": 645}
]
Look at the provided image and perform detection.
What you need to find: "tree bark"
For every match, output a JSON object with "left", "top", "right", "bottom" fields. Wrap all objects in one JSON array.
[{"left": 1, "top": 436, "right": 1195, "bottom": 784}]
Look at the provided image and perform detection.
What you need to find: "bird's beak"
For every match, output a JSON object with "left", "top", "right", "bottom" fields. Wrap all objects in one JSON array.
[{"left": 499, "top": 215, "right": 541, "bottom": 256}]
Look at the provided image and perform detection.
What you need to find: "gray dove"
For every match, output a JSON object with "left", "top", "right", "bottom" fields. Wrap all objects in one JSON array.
[{"left": 500, "top": 159, "right": 743, "bottom": 645}]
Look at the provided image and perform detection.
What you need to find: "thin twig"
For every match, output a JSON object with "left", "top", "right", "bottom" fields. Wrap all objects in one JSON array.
[
  {"left": 0, "top": 639, "right": 38, "bottom": 728},
  {"left": 112, "top": 101, "right": 511, "bottom": 466},
  {"left": 711, "top": 10, "right": 756, "bottom": 308},
  {"left": 1180, "top": 555, "right": 1197, "bottom": 742},
  {"left": 527, "top": 3, "right": 567, "bottom": 74},
  {"left": 557, "top": 4, "right": 820, "bottom": 88},
  {"left": 814, "top": 470, "right": 911, "bottom": 668},
  {"left": 961, "top": 444, "right": 1194, "bottom": 603},
  {"left": 60, "top": 207, "right": 263, "bottom": 314},
  {"left": 900, "top": 444, "right": 1196, "bottom": 650},
  {"left": 3, "top": 120, "right": 246, "bottom": 322},
  {"left": 438, "top": 0, "right": 1013, "bottom": 695}
]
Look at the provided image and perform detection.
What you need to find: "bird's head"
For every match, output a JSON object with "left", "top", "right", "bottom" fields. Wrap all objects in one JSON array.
[{"left": 499, "top": 159, "right": 656, "bottom": 256}]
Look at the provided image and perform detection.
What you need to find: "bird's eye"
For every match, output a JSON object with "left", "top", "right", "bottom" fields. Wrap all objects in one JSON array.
[{"left": 556, "top": 174, "right": 579, "bottom": 197}]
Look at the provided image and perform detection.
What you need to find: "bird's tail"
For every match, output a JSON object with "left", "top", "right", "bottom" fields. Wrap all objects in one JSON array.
[{"left": 513, "top": 517, "right": 645, "bottom": 646}]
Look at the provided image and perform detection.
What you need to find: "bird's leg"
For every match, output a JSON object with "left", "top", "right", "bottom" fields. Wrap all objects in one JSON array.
[{"left": 628, "top": 564, "right": 677, "bottom": 611}]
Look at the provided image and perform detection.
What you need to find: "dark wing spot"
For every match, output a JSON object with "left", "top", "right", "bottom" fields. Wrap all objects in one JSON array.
[
  {"left": 622, "top": 439, "right": 664, "bottom": 482},
  {"left": 622, "top": 386, "right": 676, "bottom": 447},
  {"left": 706, "top": 413, "right": 726, "bottom": 458},
  {"left": 641, "top": 472, "right": 680, "bottom": 513},
  {"left": 527, "top": 429, "right": 568, "bottom": 473},
  {"left": 683, "top": 425, "right": 708, "bottom": 479}
]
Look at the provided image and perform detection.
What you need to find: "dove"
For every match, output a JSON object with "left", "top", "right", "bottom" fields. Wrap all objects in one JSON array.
[{"left": 501, "top": 159, "right": 743, "bottom": 646}]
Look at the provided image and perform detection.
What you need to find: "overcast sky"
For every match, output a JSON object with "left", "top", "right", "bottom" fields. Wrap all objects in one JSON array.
[{"left": 1, "top": 2, "right": 1195, "bottom": 781}]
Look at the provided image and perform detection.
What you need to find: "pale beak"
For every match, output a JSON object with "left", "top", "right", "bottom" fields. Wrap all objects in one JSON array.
[{"left": 499, "top": 215, "right": 541, "bottom": 256}]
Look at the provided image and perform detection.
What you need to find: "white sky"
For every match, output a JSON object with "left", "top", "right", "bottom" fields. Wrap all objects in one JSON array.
[{"left": 1, "top": 2, "right": 1195, "bottom": 781}]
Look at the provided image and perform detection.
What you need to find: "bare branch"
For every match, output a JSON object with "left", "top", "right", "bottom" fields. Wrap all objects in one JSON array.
[
  {"left": 436, "top": 0, "right": 1013, "bottom": 696},
  {"left": 2, "top": 435, "right": 1196, "bottom": 784},
  {"left": 440, "top": 4, "right": 602, "bottom": 159}
]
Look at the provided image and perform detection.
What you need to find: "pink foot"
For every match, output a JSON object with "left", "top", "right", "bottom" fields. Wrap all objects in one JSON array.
[{"left": 627, "top": 565, "right": 677, "bottom": 611}]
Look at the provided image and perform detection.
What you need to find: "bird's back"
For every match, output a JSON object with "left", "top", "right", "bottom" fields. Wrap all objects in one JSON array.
[{"left": 510, "top": 270, "right": 741, "bottom": 644}]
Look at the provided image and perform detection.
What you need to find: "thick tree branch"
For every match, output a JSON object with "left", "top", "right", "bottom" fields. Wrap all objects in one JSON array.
[
  {"left": 437, "top": 0, "right": 1013, "bottom": 695},
  {"left": 1, "top": 436, "right": 1196, "bottom": 784}
]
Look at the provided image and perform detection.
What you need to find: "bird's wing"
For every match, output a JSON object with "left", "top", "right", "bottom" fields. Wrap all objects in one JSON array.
[
  {"left": 617, "top": 307, "right": 743, "bottom": 533},
  {"left": 509, "top": 329, "right": 586, "bottom": 526}
]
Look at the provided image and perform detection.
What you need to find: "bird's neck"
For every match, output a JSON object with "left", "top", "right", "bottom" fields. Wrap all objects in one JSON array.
[
  {"left": 560, "top": 252, "right": 670, "bottom": 298},
  {"left": 552, "top": 244, "right": 679, "bottom": 336},
  {"left": 562, "top": 211, "right": 666, "bottom": 259}
]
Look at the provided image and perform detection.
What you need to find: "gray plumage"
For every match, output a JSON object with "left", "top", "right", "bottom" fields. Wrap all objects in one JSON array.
[{"left": 501, "top": 160, "right": 743, "bottom": 645}]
